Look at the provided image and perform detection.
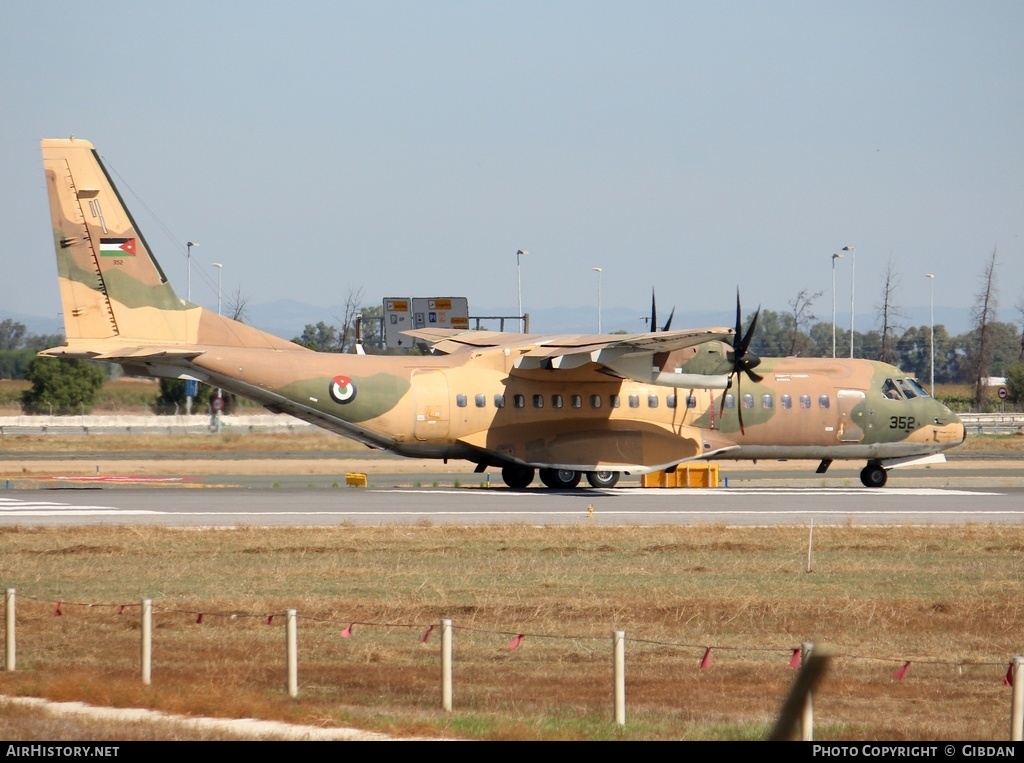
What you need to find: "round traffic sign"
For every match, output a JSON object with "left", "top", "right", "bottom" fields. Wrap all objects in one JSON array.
[{"left": 998, "top": 386, "right": 1009, "bottom": 400}]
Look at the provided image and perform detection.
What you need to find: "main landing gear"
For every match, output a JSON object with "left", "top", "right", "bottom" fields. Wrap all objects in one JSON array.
[
  {"left": 499, "top": 467, "right": 621, "bottom": 490},
  {"left": 860, "top": 462, "right": 888, "bottom": 488}
]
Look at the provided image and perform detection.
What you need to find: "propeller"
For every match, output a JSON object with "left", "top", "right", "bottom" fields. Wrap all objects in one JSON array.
[{"left": 720, "top": 290, "right": 763, "bottom": 434}]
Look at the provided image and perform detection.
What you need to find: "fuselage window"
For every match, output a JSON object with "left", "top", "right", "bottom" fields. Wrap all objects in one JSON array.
[
  {"left": 686, "top": 394, "right": 697, "bottom": 409},
  {"left": 513, "top": 394, "right": 525, "bottom": 409},
  {"left": 818, "top": 394, "right": 830, "bottom": 410},
  {"left": 799, "top": 394, "right": 811, "bottom": 409},
  {"left": 590, "top": 394, "right": 602, "bottom": 408},
  {"left": 742, "top": 394, "right": 754, "bottom": 409},
  {"left": 610, "top": 394, "right": 621, "bottom": 408},
  {"left": 628, "top": 394, "right": 640, "bottom": 408},
  {"left": 647, "top": 394, "right": 659, "bottom": 408},
  {"left": 762, "top": 394, "right": 773, "bottom": 409},
  {"left": 724, "top": 394, "right": 735, "bottom": 409},
  {"left": 552, "top": 394, "right": 564, "bottom": 409},
  {"left": 532, "top": 394, "right": 544, "bottom": 408},
  {"left": 456, "top": 394, "right": 467, "bottom": 408},
  {"left": 494, "top": 394, "right": 505, "bottom": 409},
  {"left": 475, "top": 394, "right": 486, "bottom": 408},
  {"left": 781, "top": 394, "right": 792, "bottom": 409},
  {"left": 666, "top": 394, "right": 676, "bottom": 408},
  {"left": 571, "top": 394, "right": 582, "bottom": 409}
]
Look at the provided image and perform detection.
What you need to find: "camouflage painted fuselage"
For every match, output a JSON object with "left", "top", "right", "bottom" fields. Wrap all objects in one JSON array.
[{"left": 39, "top": 137, "right": 965, "bottom": 483}]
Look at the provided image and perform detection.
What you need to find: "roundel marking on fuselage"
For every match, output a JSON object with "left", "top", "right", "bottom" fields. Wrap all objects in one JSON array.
[{"left": 329, "top": 374, "right": 357, "bottom": 404}]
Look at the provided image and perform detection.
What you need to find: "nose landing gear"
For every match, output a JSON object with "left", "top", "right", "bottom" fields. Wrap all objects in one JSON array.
[{"left": 860, "top": 462, "right": 888, "bottom": 488}]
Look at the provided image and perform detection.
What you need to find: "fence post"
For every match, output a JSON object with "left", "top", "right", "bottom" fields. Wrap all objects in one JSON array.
[
  {"left": 613, "top": 630, "right": 626, "bottom": 725},
  {"left": 140, "top": 599, "right": 152, "bottom": 685},
  {"left": 1012, "top": 656, "right": 1024, "bottom": 741},
  {"left": 770, "top": 642, "right": 831, "bottom": 741},
  {"left": 286, "top": 609, "right": 298, "bottom": 698},
  {"left": 800, "top": 642, "right": 814, "bottom": 740},
  {"left": 441, "top": 618, "right": 453, "bottom": 712},
  {"left": 5, "top": 589, "right": 14, "bottom": 671}
]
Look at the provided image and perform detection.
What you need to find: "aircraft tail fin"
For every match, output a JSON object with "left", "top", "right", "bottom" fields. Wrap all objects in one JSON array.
[{"left": 41, "top": 138, "right": 297, "bottom": 354}]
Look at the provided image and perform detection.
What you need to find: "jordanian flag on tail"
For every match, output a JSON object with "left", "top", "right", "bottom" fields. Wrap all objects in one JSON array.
[{"left": 99, "top": 238, "right": 137, "bottom": 256}]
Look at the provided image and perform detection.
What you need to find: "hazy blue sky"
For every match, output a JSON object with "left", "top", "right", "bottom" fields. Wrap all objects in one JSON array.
[{"left": 3, "top": 1, "right": 1022, "bottom": 334}]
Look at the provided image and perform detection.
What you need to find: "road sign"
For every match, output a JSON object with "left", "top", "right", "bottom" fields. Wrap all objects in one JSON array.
[
  {"left": 384, "top": 297, "right": 469, "bottom": 347},
  {"left": 998, "top": 386, "right": 1009, "bottom": 400}
]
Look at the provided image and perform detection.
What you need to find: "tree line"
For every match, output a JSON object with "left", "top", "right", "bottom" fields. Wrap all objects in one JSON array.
[
  {"left": 4, "top": 252, "right": 1023, "bottom": 413},
  {"left": 748, "top": 250, "right": 1023, "bottom": 406}
]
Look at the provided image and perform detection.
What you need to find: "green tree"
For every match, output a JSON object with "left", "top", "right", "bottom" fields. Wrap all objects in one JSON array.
[
  {"left": 1005, "top": 362, "right": 1024, "bottom": 404},
  {"left": 0, "top": 349, "right": 38, "bottom": 379},
  {"left": 152, "top": 379, "right": 214, "bottom": 414},
  {"left": 293, "top": 321, "right": 341, "bottom": 352},
  {"left": 21, "top": 357, "right": 106, "bottom": 414},
  {"left": 0, "top": 320, "right": 27, "bottom": 350}
]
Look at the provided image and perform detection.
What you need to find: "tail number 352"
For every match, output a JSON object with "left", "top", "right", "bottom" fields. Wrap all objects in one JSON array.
[{"left": 890, "top": 416, "right": 916, "bottom": 431}]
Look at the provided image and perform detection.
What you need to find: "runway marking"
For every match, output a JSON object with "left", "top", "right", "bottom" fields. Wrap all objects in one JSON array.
[
  {"left": 378, "top": 487, "right": 1006, "bottom": 497},
  {"left": 48, "top": 476, "right": 189, "bottom": 483},
  {"left": 0, "top": 497, "right": 158, "bottom": 516}
]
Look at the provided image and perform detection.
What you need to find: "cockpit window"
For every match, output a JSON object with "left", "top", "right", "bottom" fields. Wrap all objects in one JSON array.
[
  {"left": 904, "top": 378, "right": 930, "bottom": 398},
  {"left": 882, "top": 379, "right": 904, "bottom": 400},
  {"left": 897, "top": 379, "right": 919, "bottom": 399}
]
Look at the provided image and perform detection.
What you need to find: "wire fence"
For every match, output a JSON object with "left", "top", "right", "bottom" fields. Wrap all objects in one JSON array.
[{"left": 5, "top": 589, "right": 1024, "bottom": 741}]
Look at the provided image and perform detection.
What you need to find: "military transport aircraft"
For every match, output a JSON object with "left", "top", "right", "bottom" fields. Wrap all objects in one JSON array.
[{"left": 39, "top": 138, "right": 965, "bottom": 489}]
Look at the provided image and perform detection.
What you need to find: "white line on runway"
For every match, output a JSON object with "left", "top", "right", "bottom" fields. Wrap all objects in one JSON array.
[
  {"left": 61, "top": 510, "right": 1024, "bottom": 519},
  {"left": 376, "top": 487, "right": 1006, "bottom": 497},
  {"left": 0, "top": 497, "right": 158, "bottom": 516}
]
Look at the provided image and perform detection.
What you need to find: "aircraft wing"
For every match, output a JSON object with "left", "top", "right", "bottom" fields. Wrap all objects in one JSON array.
[
  {"left": 403, "top": 326, "right": 736, "bottom": 389},
  {"left": 39, "top": 342, "right": 207, "bottom": 363}
]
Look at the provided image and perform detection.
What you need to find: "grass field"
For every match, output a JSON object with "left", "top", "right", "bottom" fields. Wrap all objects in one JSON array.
[
  {"left": 3, "top": 524, "right": 1024, "bottom": 740},
  {"left": 1, "top": 383, "right": 1022, "bottom": 739}
]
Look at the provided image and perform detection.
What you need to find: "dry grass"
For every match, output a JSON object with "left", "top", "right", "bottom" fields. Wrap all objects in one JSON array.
[{"left": 2, "top": 524, "right": 1024, "bottom": 740}]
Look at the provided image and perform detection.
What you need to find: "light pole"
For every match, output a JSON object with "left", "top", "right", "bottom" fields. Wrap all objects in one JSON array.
[
  {"left": 831, "top": 252, "right": 844, "bottom": 358},
  {"left": 516, "top": 249, "right": 528, "bottom": 332},
  {"left": 592, "top": 267, "right": 603, "bottom": 333},
  {"left": 212, "top": 263, "right": 223, "bottom": 315},
  {"left": 186, "top": 241, "right": 199, "bottom": 302},
  {"left": 844, "top": 245, "right": 855, "bottom": 357},
  {"left": 926, "top": 273, "right": 935, "bottom": 396}
]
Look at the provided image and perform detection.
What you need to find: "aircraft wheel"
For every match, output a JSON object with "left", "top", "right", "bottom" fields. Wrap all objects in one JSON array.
[
  {"left": 501, "top": 465, "right": 536, "bottom": 489},
  {"left": 586, "top": 471, "right": 620, "bottom": 489},
  {"left": 538, "top": 468, "right": 582, "bottom": 489},
  {"left": 860, "top": 463, "right": 888, "bottom": 488}
]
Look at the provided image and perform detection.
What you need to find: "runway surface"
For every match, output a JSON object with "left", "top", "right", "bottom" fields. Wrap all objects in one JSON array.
[{"left": 0, "top": 483, "right": 1021, "bottom": 527}]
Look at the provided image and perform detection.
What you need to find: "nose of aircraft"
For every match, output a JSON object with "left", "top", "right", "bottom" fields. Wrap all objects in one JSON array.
[{"left": 935, "top": 403, "right": 966, "bottom": 446}]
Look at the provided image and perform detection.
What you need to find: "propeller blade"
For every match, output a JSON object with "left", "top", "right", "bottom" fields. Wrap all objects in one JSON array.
[
  {"left": 739, "top": 307, "right": 761, "bottom": 354},
  {"left": 736, "top": 373, "right": 745, "bottom": 435},
  {"left": 734, "top": 290, "right": 743, "bottom": 348},
  {"left": 662, "top": 307, "right": 675, "bottom": 333},
  {"left": 650, "top": 289, "right": 658, "bottom": 333}
]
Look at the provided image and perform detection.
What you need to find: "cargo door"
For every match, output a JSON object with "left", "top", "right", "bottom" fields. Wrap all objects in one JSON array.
[
  {"left": 412, "top": 370, "right": 450, "bottom": 441},
  {"left": 837, "top": 389, "right": 866, "bottom": 442}
]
